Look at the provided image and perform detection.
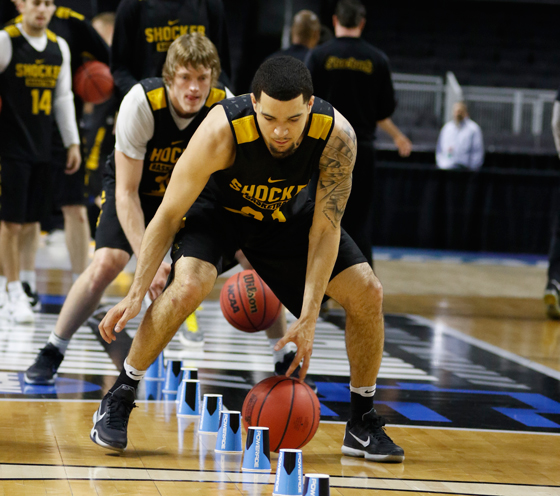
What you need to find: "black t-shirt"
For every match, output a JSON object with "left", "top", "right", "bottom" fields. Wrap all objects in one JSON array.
[
  {"left": 208, "top": 95, "right": 335, "bottom": 223},
  {"left": 305, "top": 36, "right": 396, "bottom": 142},
  {"left": 111, "top": 0, "right": 231, "bottom": 98}
]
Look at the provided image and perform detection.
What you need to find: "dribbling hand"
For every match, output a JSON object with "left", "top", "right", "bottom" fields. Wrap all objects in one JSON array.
[
  {"left": 274, "top": 318, "right": 315, "bottom": 381},
  {"left": 98, "top": 296, "right": 142, "bottom": 343}
]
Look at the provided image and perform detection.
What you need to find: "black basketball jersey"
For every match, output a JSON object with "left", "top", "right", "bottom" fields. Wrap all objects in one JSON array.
[
  {"left": 0, "top": 25, "right": 63, "bottom": 161},
  {"left": 106, "top": 77, "right": 226, "bottom": 198},
  {"left": 208, "top": 94, "right": 335, "bottom": 223}
]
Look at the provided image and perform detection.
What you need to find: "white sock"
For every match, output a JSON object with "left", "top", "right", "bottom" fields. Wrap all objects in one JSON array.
[
  {"left": 20, "top": 270, "right": 36, "bottom": 292},
  {"left": 124, "top": 357, "right": 147, "bottom": 382},
  {"left": 269, "top": 338, "right": 297, "bottom": 364},
  {"left": 349, "top": 384, "right": 376, "bottom": 397},
  {"left": 0, "top": 276, "right": 7, "bottom": 293},
  {"left": 7, "top": 281, "right": 25, "bottom": 299},
  {"left": 72, "top": 273, "right": 80, "bottom": 283},
  {"left": 48, "top": 332, "right": 70, "bottom": 355}
]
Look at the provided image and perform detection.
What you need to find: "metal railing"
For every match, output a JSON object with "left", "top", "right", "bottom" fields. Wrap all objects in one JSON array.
[{"left": 386, "top": 72, "right": 557, "bottom": 153}]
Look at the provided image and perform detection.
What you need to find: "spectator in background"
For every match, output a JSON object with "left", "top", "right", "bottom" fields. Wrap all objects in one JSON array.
[
  {"left": 436, "top": 101, "right": 484, "bottom": 170},
  {"left": 543, "top": 87, "right": 560, "bottom": 318},
  {"left": 305, "top": 0, "right": 411, "bottom": 268},
  {"left": 268, "top": 9, "right": 321, "bottom": 62},
  {"left": 111, "top": 0, "right": 231, "bottom": 99}
]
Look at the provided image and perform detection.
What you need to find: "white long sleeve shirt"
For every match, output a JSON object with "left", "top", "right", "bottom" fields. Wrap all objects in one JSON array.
[
  {"left": 0, "top": 24, "right": 80, "bottom": 147},
  {"left": 436, "top": 117, "right": 485, "bottom": 170},
  {"left": 552, "top": 100, "right": 560, "bottom": 159}
]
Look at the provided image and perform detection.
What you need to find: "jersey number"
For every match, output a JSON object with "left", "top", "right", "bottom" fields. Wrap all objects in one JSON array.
[{"left": 31, "top": 89, "right": 52, "bottom": 115}]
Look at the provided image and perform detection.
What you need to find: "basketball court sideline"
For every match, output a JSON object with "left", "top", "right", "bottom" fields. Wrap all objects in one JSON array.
[{"left": 0, "top": 240, "right": 559, "bottom": 495}]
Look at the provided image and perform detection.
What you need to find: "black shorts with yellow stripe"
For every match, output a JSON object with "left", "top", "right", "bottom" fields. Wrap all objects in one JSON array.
[
  {"left": 171, "top": 192, "right": 367, "bottom": 318},
  {"left": 95, "top": 173, "right": 161, "bottom": 254}
]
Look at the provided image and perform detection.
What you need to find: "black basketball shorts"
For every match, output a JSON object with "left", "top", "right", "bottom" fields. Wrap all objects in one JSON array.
[
  {"left": 49, "top": 143, "right": 88, "bottom": 207},
  {"left": 171, "top": 194, "right": 367, "bottom": 318},
  {"left": 0, "top": 156, "right": 54, "bottom": 224},
  {"left": 94, "top": 174, "right": 161, "bottom": 254}
]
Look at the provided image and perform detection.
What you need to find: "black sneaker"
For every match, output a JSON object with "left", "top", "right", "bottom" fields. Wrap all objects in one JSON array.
[
  {"left": 275, "top": 350, "right": 318, "bottom": 394},
  {"left": 22, "top": 282, "right": 40, "bottom": 310},
  {"left": 90, "top": 384, "right": 137, "bottom": 452},
  {"left": 342, "top": 409, "right": 405, "bottom": 463},
  {"left": 24, "top": 343, "right": 64, "bottom": 385},
  {"left": 544, "top": 280, "right": 560, "bottom": 319}
]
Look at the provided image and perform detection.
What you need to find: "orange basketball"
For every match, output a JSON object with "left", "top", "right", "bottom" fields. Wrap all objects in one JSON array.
[
  {"left": 73, "top": 61, "right": 114, "bottom": 104},
  {"left": 220, "top": 269, "right": 282, "bottom": 332},
  {"left": 242, "top": 376, "right": 320, "bottom": 452}
]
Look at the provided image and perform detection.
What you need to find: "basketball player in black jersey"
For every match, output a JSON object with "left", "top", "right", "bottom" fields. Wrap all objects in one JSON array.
[
  {"left": 0, "top": 0, "right": 81, "bottom": 323},
  {"left": 5, "top": 4, "right": 110, "bottom": 305},
  {"left": 92, "top": 56, "right": 405, "bottom": 463},
  {"left": 24, "top": 34, "right": 225, "bottom": 384},
  {"left": 112, "top": 0, "right": 231, "bottom": 99}
]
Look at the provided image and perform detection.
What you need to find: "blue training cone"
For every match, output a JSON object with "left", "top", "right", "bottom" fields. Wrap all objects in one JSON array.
[
  {"left": 199, "top": 394, "right": 223, "bottom": 433},
  {"left": 303, "top": 474, "right": 330, "bottom": 496},
  {"left": 176, "top": 367, "right": 198, "bottom": 403},
  {"left": 273, "top": 449, "right": 304, "bottom": 496},
  {"left": 242, "top": 426, "right": 271, "bottom": 472},
  {"left": 145, "top": 352, "right": 164, "bottom": 380},
  {"left": 215, "top": 410, "right": 243, "bottom": 453},
  {"left": 163, "top": 360, "right": 182, "bottom": 396},
  {"left": 144, "top": 378, "right": 163, "bottom": 400},
  {"left": 177, "top": 379, "right": 200, "bottom": 417}
]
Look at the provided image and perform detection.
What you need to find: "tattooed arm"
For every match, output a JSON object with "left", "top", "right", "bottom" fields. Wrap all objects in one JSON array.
[{"left": 275, "top": 109, "right": 357, "bottom": 380}]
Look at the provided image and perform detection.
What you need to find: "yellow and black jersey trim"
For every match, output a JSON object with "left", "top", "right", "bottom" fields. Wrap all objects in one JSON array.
[
  {"left": 46, "top": 29, "right": 57, "bottom": 43},
  {"left": 3, "top": 25, "right": 21, "bottom": 38},
  {"left": 55, "top": 6, "right": 85, "bottom": 21},
  {"left": 232, "top": 115, "right": 259, "bottom": 144},
  {"left": 205, "top": 87, "right": 226, "bottom": 108},
  {"left": 308, "top": 113, "right": 333, "bottom": 140},
  {"left": 146, "top": 87, "right": 167, "bottom": 111}
]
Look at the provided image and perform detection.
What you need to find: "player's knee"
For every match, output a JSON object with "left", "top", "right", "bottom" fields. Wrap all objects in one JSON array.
[
  {"left": 343, "top": 269, "right": 383, "bottom": 316},
  {"left": 173, "top": 276, "right": 206, "bottom": 310},
  {"left": 62, "top": 205, "right": 87, "bottom": 223},
  {"left": 1, "top": 221, "right": 23, "bottom": 235},
  {"left": 88, "top": 253, "right": 125, "bottom": 291}
]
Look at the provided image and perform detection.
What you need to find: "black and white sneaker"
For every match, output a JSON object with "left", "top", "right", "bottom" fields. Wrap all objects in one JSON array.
[
  {"left": 544, "top": 280, "right": 560, "bottom": 319},
  {"left": 342, "top": 409, "right": 405, "bottom": 463},
  {"left": 22, "top": 282, "right": 40, "bottom": 310},
  {"left": 24, "top": 343, "right": 64, "bottom": 384},
  {"left": 275, "top": 350, "right": 318, "bottom": 394},
  {"left": 90, "top": 384, "right": 137, "bottom": 452}
]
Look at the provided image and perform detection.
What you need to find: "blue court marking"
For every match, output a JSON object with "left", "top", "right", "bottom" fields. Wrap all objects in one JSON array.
[
  {"left": 316, "top": 382, "right": 560, "bottom": 427},
  {"left": 39, "top": 294, "right": 66, "bottom": 305},
  {"left": 373, "top": 246, "right": 546, "bottom": 266},
  {"left": 3, "top": 374, "right": 102, "bottom": 395}
]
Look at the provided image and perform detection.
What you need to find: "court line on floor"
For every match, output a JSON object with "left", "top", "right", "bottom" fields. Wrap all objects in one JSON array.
[
  {"left": 410, "top": 314, "right": 560, "bottom": 381},
  {"left": 1, "top": 463, "right": 559, "bottom": 495}
]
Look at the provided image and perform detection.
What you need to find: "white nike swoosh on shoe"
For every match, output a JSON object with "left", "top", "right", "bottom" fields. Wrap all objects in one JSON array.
[
  {"left": 98, "top": 411, "right": 107, "bottom": 421},
  {"left": 350, "top": 432, "right": 371, "bottom": 447}
]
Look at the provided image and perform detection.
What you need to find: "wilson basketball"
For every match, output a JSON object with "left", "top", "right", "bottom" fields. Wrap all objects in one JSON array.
[
  {"left": 220, "top": 269, "right": 282, "bottom": 332},
  {"left": 73, "top": 61, "right": 114, "bottom": 104},
  {"left": 242, "top": 376, "right": 320, "bottom": 452}
]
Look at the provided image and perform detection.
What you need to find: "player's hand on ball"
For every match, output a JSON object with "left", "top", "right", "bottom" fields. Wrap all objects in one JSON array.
[
  {"left": 274, "top": 319, "right": 315, "bottom": 381},
  {"left": 148, "top": 262, "right": 171, "bottom": 301},
  {"left": 98, "top": 296, "right": 142, "bottom": 343}
]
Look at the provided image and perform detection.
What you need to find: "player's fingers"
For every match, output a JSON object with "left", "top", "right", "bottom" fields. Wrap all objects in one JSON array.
[
  {"left": 98, "top": 312, "right": 116, "bottom": 343},
  {"left": 273, "top": 335, "right": 291, "bottom": 352},
  {"left": 114, "top": 310, "right": 130, "bottom": 336},
  {"left": 298, "top": 353, "right": 311, "bottom": 382},
  {"left": 285, "top": 350, "right": 303, "bottom": 377}
]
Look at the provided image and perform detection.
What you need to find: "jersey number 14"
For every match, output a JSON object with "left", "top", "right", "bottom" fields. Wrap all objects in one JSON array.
[{"left": 31, "top": 89, "right": 52, "bottom": 115}]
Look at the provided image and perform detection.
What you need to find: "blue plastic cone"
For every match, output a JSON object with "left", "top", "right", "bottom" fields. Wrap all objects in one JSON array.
[
  {"left": 303, "top": 474, "right": 330, "bottom": 496},
  {"left": 273, "top": 449, "right": 304, "bottom": 496},
  {"left": 242, "top": 426, "right": 271, "bottom": 472},
  {"left": 177, "top": 379, "right": 200, "bottom": 417},
  {"left": 215, "top": 410, "right": 243, "bottom": 453},
  {"left": 199, "top": 394, "right": 223, "bottom": 433}
]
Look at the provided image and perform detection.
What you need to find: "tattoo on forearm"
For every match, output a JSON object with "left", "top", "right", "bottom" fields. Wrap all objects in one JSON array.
[{"left": 318, "top": 120, "right": 356, "bottom": 228}]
